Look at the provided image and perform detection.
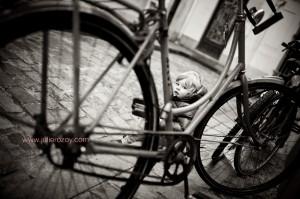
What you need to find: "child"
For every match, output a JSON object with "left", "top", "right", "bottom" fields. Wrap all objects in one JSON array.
[
  {"left": 172, "top": 71, "right": 207, "bottom": 129},
  {"left": 121, "top": 71, "right": 207, "bottom": 144}
]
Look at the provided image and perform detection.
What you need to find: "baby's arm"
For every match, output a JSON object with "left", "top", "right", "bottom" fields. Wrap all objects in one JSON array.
[{"left": 176, "top": 117, "right": 191, "bottom": 130}]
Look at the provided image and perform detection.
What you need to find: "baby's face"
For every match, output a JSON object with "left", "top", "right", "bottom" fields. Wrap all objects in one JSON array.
[{"left": 174, "top": 80, "right": 194, "bottom": 99}]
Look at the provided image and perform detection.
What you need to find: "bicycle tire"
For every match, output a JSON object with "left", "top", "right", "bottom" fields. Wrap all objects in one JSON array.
[
  {"left": 194, "top": 80, "right": 300, "bottom": 195},
  {"left": 234, "top": 92, "right": 297, "bottom": 176},
  {"left": 211, "top": 90, "right": 279, "bottom": 163},
  {"left": 0, "top": 1, "right": 159, "bottom": 199}
]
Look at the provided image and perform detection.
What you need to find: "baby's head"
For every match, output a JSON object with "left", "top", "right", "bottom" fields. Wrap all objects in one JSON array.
[{"left": 174, "top": 71, "right": 204, "bottom": 99}]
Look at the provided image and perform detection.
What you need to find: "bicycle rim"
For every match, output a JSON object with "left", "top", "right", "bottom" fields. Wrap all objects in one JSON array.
[
  {"left": 194, "top": 81, "right": 300, "bottom": 195},
  {"left": 234, "top": 93, "right": 296, "bottom": 176},
  {"left": 0, "top": 4, "right": 158, "bottom": 199}
]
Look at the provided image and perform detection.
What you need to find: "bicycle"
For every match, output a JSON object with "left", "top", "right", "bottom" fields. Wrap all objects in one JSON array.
[
  {"left": 215, "top": 40, "right": 300, "bottom": 178},
  {"left": 0, "top": 0, "right": 299, "bottom": 198}
]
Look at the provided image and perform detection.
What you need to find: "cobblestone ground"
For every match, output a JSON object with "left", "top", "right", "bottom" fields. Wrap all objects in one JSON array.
[{"left": 0, "top": 30, "right": 290, "bottom": 199}]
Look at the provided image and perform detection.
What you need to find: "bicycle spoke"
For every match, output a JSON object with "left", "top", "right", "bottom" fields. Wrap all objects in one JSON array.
[
  {"left": 53, "top": 53, "right": 120, "bottom": 134},
  {"left": 86, "top": 24, "right": 158, "bottom": 133}
]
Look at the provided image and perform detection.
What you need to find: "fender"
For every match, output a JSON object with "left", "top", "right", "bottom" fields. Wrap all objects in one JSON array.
[
  {"left": 0, "top": 0, "right": 138, "bottom": 51},
  {"left": 228, "top": 76, "right": 285, "bottom": 91}
]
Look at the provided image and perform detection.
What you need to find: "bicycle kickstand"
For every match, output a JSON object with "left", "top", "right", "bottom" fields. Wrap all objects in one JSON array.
[{"left": 184, "top": 175, "right": 192, "bottom": 199}]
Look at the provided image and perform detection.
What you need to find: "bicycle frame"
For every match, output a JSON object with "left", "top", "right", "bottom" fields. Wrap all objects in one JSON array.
[
  {"left": 0, "top": 0, "right": 255, "bottom": 159},
  {"left": 78, "top": 0, "right": 251, "bottom": 136},
  {"left": 62, "top": 0, "right": 258, "bottom": 156}
]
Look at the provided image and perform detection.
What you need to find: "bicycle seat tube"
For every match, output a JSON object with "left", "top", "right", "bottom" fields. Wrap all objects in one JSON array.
[
  {"left": 236, "top": 0, "right": 261, "bottom": 145},
  {"left": 158, "top": 0, "right": 174, "bottom": 130}
]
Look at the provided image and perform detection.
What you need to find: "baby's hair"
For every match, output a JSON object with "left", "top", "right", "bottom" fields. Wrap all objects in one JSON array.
[{"left": 176, "top": 71, "right": 202, "bottom": 91}]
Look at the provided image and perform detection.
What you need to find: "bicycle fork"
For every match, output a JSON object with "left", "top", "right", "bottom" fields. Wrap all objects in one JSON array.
[{"left": 237, "top": 73, "right": 261, "bottom": 145}]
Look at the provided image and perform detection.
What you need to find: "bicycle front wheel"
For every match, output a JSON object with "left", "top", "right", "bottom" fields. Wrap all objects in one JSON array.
[
  {"left": 194, "top": 80, "right": 300, "bottom": 195},
  {"left": 0, "top": 1, "right": 158, "bottom": 199}
]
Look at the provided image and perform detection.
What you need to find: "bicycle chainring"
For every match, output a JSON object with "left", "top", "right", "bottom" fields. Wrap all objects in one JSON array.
[{"left": 163, "top": 135, "right": 195, "bottom": 184}]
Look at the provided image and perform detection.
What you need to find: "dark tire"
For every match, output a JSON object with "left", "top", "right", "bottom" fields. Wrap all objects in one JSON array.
[
  {"left": 212, "top": 92, "right": 275, "bottom": 161},
  {"left": 234, "top": 92, "right": 297, "bottom": 176},
  {"left": 0, "top": 1, "right": 158, "bottom": 199},
  {"left": 211, "top": 91, "right": 278, "bottom": 163},
  {"left": 194, "top": 81, "right": 300, "bottom": 195}
]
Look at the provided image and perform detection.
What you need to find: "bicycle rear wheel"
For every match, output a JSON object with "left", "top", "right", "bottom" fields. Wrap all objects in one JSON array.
[
  {"left": 209, "top": 90, "right": 278, "bottom": 162},
  {"left": 0, "top": 1, "right": 158, "bottom": 198},
  {"left": 194, "top": 80, "right": 300, "bottom": 195},
  {"left": 234, "top": 92, "right": 297, "bottom": 176}
]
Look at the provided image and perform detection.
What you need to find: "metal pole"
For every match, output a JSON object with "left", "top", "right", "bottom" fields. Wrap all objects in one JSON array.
[
  {"left": 73, "top": 0, "right": 80, "bottom": 135},
  {"left": 159, "top": 0, "right": 174, "bottom": 132},
  {"left": 41, "top": 31, "right": 49, "bottom": 124}
]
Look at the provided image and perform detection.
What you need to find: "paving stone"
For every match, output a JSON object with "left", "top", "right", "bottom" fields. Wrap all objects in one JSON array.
[
  {"left": 98, "top": 108, "right": 131, "bottom": 128},
  {"left": 72, "top": 181, "right": 120, "bottom": 199},
  {"left": 0, "top": 128, "right": 13, "bottom": 136},
  {"left": 0, "top": 148, "right": 18, "bottom": 177},
  {"left": 0, "top": 47, "right": 18, "bottom": 61},
  {"left": 0, "top": 62, "right": 22, "bottom": 76},
  {"left": 192, "top": 187, "right": 226, "bottom": 199},
  {"left": 0, "top": 154, "right": 101, "bottom": 199},
  {"left": 20, "top": 77, "right": 41, "bottom": 93},
  {"left": 7, "top": 133, "right": 31, "bottom": 151},
  {"left": 0, "top": 69, "right": 18, "bottom": 88},
  {"left": 0, "top": 116, "right": 13, "bottom": 129},
  {"left": 10, "top": 40, "right": 37, "bottom": 66},
  {"left": 24, "top": 70, "right": 42, "bottom": 84},
  {"left": 22, "top": 102, "right": 40, "bottom": 115},
  {"left": 1, "top": 134, "right": 26, "bottom": 154},
  {"left": 0, "top": 91, "right": 23, "bottom": 113},
  {"left": 22, "top": 103, "right": 58, "bottom": 125},
  {"left": 0, "top": 168, "right": 33, "bottom": 196},
  {"left": 8, "top": 87, "right": 37, "bottom": 104}
]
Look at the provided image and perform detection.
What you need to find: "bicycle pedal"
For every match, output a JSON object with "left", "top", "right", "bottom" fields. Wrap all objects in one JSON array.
[
  {"left": 132, "top": 98, "right": 145, "bottom": 118},
  {"left": 132, "top": 98, "right": 145, "bottom": 107}
]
